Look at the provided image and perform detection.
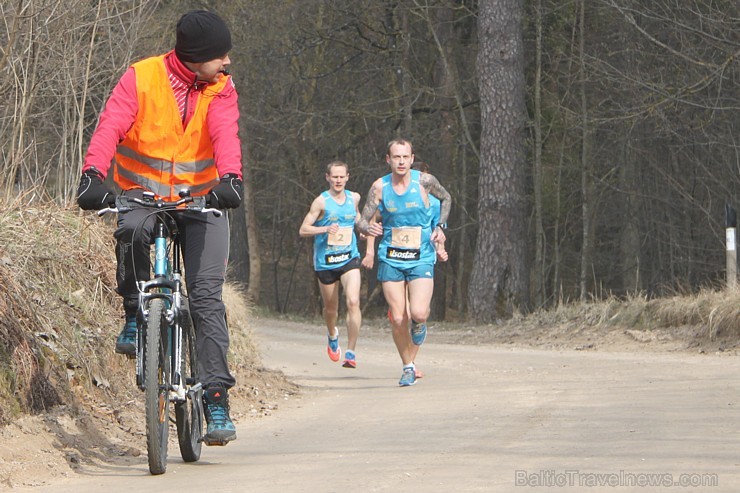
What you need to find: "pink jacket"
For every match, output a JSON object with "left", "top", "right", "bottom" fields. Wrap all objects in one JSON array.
[{"left": 83, "top": 50, "right": 242, "bottom": 180}]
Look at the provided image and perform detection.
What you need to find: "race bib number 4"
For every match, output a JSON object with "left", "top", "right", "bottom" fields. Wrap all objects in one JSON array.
[
  {"left": 390, "top": 226, "right": 422, "bottom": 249},
  {"left": 328, "top": 226, "right": 353, "bottom": 246}
]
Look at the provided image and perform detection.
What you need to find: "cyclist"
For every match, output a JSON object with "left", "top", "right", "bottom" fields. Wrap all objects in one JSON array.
[
  {"left": 357, "top": 139, "right": 451, "bottom": 386},
  {"left": 76, "top": 10, "right": 242, "bottom": 445},
  {"left": 299, "top": 161, "right": 363, "bottom": 368}
]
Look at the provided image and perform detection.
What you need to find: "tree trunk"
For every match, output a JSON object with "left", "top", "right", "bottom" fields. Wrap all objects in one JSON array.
[
  {"left": 387, "top": 1, "right": 412, "bottom": 134},
  {"left": 619, "top": 134, "right": 641, "bottom": 293},
  {"left": 578, "top": 0, "right": 594, "bottom": 301},
  {"left": 455, "top": 143, "right": 469, "bottom": 314},
  {"left": 427, "top": 1, "right": 460, "bottom": 321},
  {"left": 468, "top": 0, "right": 528, "bottom": 322},
  {"left": 244, "top": 153, "right": 261, "bottom": 304},
  {"left": 532, "top": 0, "right": 545, "bottom": 308},
  {"left": 228, "top": 202, "right": 249, "bottom": 287}
]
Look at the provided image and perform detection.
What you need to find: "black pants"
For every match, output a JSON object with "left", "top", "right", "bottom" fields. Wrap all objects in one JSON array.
[{"left": 114, "top": 190, "right": 235, "bottom": 389}]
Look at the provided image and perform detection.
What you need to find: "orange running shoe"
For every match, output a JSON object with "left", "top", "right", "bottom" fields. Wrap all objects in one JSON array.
[{"left": 327, "top": 329, "right": 341, "bottom": 362}]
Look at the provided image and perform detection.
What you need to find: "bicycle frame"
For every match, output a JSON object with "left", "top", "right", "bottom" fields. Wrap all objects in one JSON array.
[{"left": 135, "top": 217, "right": 190, "bottom": 401}]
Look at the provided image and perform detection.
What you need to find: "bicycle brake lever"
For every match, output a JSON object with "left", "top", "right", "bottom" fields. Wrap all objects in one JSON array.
[{"left": 202, "top": 207, "right": 223, "bottom": 217}]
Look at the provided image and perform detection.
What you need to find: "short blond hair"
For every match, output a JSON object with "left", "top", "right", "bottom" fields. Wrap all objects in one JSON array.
[
  {"left": 386, "top": 138, "right": 414, "bottom": 156},
  {"left": 325, "top": 161, "right": 349, "bottom": 174}
]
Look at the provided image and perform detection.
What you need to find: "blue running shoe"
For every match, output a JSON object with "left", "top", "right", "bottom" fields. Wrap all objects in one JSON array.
[
  {"left": 203, "top": 385, "right": 237, "bottom": 446},
  {"left": 327, "top": 328, "right": 341, "bottom": 362},
  {"left": 410, "top": 320, "right": 427, "bottom": 346},
  {"left": 399, "top": 366, "right": 417, "bottom": 387},
  {"left": 115, "top": 315, "right": 137, "bottom": 356}
]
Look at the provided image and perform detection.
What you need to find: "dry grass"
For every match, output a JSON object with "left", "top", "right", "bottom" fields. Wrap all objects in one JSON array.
[
  {"left": 223, "top": 283, "right": 261, "bottom": 369},
  {"left": 0, "top": 198, "right": 121, "bottom": 424},
  {"left": 0, "top": 197, "right": 270, "bottom": 427},
  {"left": 508, "top": 289, "right": 740, "bottom": 344},
  {"left": 648, "top": 289, "right": 740, "bottom": 340}
]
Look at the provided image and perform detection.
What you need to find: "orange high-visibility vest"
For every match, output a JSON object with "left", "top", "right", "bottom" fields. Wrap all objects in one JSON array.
[{"left": 114, "top": 54, "right": 228, "bottom": 200}]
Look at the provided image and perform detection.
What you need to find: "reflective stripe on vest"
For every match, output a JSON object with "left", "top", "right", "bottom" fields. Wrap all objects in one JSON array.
[
  {"left": 113, "top": 54, "right": 226, "bottom": 200},
  {"left": 116, "top": 165, "right": 213, "bottom": 198}
]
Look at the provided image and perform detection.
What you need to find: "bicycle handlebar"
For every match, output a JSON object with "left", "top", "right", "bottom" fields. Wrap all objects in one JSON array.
[{"left": 97, "top": 194, "right": 223, "bottom": 217}]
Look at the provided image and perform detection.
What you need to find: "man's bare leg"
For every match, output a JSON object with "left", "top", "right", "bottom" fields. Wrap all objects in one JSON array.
[
  {"left": 383, "top": 280, "right": 413, "bottom": 365},
  {"left": 340, "top": 269, "right": 362, "bottom": 351},
  {"left": 318, "top": 280, "right": 341, "bottom": 360},
  {"left": 407, "top": 277, "right": 434, "bottom": 364}
]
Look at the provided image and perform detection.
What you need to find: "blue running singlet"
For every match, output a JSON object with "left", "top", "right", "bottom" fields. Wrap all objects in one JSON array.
[
  {"left": 313, "top": 190, "right": 359, "bottom": 271},
  {"left": 377, "top": 170, "right": 436, "bottom": 268}
]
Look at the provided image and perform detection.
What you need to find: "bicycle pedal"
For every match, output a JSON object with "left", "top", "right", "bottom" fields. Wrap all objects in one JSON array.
[{"left": 201, "top": 437, "right": 229, "bottom": 447}]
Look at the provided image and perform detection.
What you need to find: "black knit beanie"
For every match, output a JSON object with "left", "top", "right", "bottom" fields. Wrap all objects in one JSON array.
[{"left": 175, "top": 10, "right": 232, "bottom": 63}]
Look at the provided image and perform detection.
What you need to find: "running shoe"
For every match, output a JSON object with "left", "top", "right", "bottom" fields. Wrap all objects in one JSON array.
[
  {"left": 327, "top": 329, "right": 341, "bottom": 362},
  {"left": 410, "top": 320, "right": 427, "bottom": 346},
  {"left": 398, "top": 367, "right": 417, "bottom": 387},
  {"left": 342, "top": 350, "right": 356, "bottom": 368},
  {"left": 115, "top": 315, "right": 137, "bottom": 356}
]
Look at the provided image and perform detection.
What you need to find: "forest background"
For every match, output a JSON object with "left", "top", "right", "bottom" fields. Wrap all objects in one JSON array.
[{"left": 2, "top": 0, "right": 738, "bottom": 323}]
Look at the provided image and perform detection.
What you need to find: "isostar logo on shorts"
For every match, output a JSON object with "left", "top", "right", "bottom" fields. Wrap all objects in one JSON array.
[
  {"left": 326, "top": 252, "right": 351, "bottom": 264},
  {"left": 386, "top": 248, "right": 420, "bottom": 261}
]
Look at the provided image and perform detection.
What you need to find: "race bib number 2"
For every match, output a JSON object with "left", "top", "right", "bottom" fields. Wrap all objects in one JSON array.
[{"left": 328, "top": 226, "right": 353, "bottom": 246}]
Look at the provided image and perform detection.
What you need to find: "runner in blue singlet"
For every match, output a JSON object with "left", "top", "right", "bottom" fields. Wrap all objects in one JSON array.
[
  {"left": 299, "top": 161, "right": 362, "bottom": 368},
  {"left": 357, "top": 139, "right": 451, "bottom": 387}
]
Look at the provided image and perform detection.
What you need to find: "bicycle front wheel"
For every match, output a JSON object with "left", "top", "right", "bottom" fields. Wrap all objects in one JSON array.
[{"left": 144, "top": 298, "right": 170, "bottom": 475}]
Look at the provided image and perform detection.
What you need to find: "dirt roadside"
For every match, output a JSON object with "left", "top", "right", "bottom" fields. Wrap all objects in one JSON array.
[{"left": 0, "top": 313, "right": 735, "bottom": 490}]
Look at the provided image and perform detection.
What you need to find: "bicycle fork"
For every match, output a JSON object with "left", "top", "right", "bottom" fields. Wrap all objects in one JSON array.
[{"left": 135, "top": 221, "right": 185, "bottom": 398}]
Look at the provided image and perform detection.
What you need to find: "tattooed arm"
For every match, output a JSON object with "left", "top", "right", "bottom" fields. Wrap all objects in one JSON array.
[
  {"left": 357, "top": 179, "right": 383, "bottom": 237},
  {"left": 420, "top": 173, "right": 451, "bottom": 225},
  {"left": 420, "top": 172, "right": 452, "bottom": 244}
]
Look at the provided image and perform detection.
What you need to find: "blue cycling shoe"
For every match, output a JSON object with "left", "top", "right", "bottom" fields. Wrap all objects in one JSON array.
[
  {"left": 203, "top": 385, "right": 237, "bottom": 446},
  {"left": 115, "top": 316, "right": 137, "bottom": 356}
]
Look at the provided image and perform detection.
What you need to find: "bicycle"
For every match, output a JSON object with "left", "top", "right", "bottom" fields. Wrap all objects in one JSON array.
[{"left": 99, "top": 191, "right": 222, "bottom": 475}]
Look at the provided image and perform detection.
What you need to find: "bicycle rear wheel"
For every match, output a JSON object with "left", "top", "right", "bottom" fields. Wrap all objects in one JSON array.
[
  {"left": 144, "top": 298, "right": 170, "bottom": 475},
  {"left": 175, "top": 301, "right": 203, "bottom": 462}
]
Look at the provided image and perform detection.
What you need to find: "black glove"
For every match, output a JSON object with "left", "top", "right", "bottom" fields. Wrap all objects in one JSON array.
[
  {"left": 207, "top": 174, "right": 243, "bottom": 209},
  {"left": 76, "top": 168, "right": 116, "bottom": 210}
]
